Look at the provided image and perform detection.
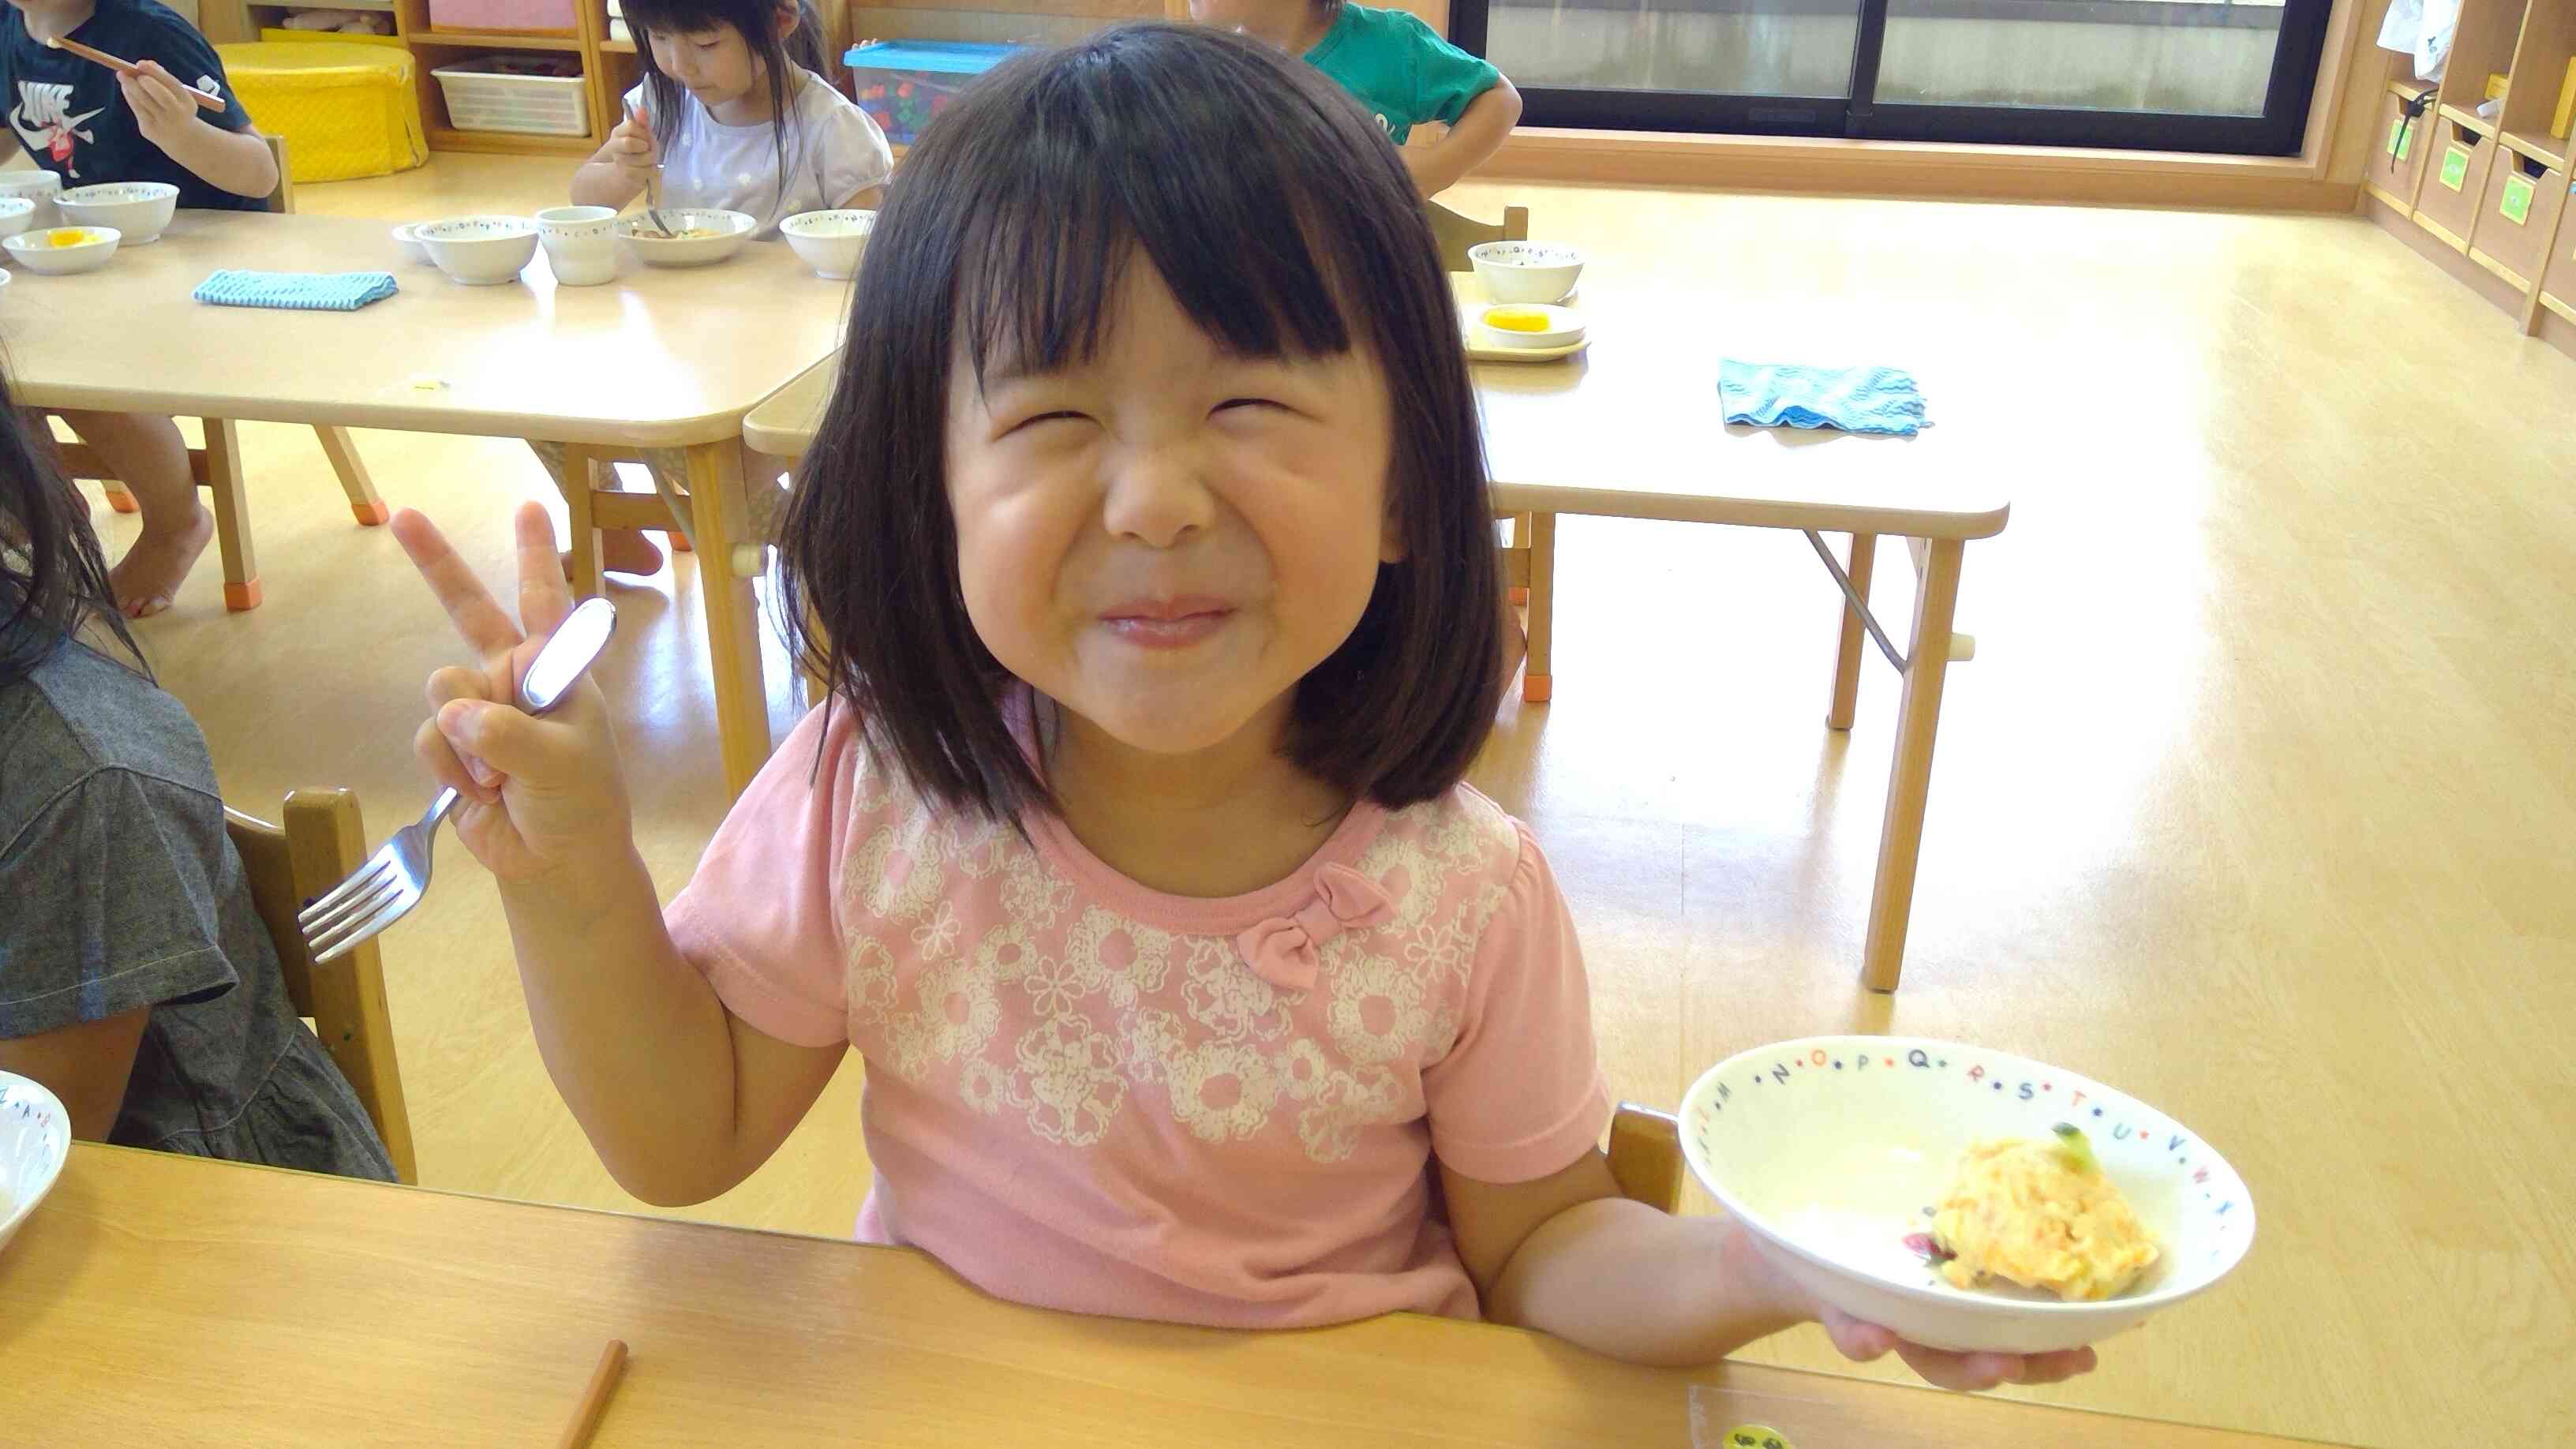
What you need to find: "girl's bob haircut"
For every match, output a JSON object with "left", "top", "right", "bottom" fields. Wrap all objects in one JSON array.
[{"left": 780, "top": 22, "right": 1503, "bottom": 822}]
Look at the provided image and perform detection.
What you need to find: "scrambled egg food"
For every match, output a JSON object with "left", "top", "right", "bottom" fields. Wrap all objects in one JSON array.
[
  {"left": 49, "top": 229, "right": 96, "bottom": 249},
  {"left": 1930, "top": 1126, "right": 2159, "bottom": 1301}
]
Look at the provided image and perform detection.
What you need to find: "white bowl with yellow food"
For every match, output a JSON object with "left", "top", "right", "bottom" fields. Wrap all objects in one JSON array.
[
  {"left": 617, "top": 208, "right": 756, "bottom": 268},
  {"left": 4, "top": 225, "right": 121, "bottom": 276},
  {"left": 0, "top": 1070, "right": 71, "bottom": 1257},
  {"left": 1475, "top": 302, "right": 1584, "bottom": 350},
  {"left": 1680, "top": 1036, "right": 2253, "bottom": 1354},
  {"left": 56, "top": 181, "right": 178, "bottom": 245}
]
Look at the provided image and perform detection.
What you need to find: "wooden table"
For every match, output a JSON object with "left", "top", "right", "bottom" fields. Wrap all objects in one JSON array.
[
  {"left": 1, "top": 211, "right": 845, "bottom": 796},
  {"left": 0, "top": 1147, "right": 2336, "bottom": 1448},
  {"left": 742, "top": 279, "right": 2008, "bottom": 990}
]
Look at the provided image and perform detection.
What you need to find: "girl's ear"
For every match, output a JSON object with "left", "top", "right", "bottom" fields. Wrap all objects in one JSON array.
[{"left": 1378, "top": 489, "right": 1407, "bottom": 565}]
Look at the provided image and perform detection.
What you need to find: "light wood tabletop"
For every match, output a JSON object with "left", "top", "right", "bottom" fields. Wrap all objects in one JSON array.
[
  {"left": 2, "top": 210, "right": 845, "bottom": 447},
  {"left": 2, "top": 208, "right": 844, "bottom": 796},
  {"left": 741, "top": 276, "right": 2009, "bottom": 990},
  {"left": 0, "top": 1147, "right": 2343, "bottom": 1449},
  {"left": 742, "top": 279, "right": 2007, "bottom": 540}
]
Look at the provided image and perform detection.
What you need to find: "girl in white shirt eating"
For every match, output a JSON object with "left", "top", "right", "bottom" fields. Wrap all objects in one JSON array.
[
  {"left": 547, "top": 0, "right": 894, "bottom": 579},
  {"left": 578, "top": 0, "right": 892, "bottom": 236}
]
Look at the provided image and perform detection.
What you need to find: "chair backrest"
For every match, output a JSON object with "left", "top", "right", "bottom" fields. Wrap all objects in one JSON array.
[
  {"left": 1427, "top": 200, "right": 1531, "bottom": 273},
  {"left": 1608, "top": 1102, "right": 1683, "bottom": 1213},
  {"left": 259, "top": 131, "right": 294, "bottom": 215},
  {"left": 225, "top": 789, "right": 417, "bottom": 1182}
]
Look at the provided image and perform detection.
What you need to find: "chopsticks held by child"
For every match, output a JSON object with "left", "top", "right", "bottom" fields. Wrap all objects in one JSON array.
[{"left": 42, "top": 32, "right": 227, "bottom": 108}]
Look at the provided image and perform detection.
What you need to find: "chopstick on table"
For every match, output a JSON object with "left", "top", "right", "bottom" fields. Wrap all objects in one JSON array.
[
  {"left": 42, "top": 35, "right": 229, "bottom": 110},
  {"left": 556, "top": 1339, "right": 629, "bottom": 1449}
]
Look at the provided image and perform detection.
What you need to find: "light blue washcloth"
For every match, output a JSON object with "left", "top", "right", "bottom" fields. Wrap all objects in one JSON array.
[
  {"left": 1719, "top": 360, "right": 1929, "bottom": 437},
  {"left": 193, "top": 269, "right": 399, "bottom": 313}
]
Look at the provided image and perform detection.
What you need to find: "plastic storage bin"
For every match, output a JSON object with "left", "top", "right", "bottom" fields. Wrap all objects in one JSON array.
[
  {"left": 433, "top": 54, "right": 590, "bottom": 137},
  {"left": 216, "top": 40, "right": 425, "bottom": 182},
  {"left": 843, "top": 41, "right": 1025, "bottom": 147}
]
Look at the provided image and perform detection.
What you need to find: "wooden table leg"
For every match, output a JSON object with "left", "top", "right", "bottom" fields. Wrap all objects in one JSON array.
[
  {"left": 1508, "top": 511, "right": 1532, "bottom": 605},
  {"left": 313, "top": 426, "right": 389, "bottom": 526},
  {"left": 1860, "top": 537, "right": 1964, "bottom": 992},
  {"left": 562, "top": 446, "right": 605, "bottom": 602},
  {"left": 687, "top": 440, "right": 772, "bottom": 796},
  {"left": 1826, "top": 532, "right": 1878, "bottom": 731},
  {"left": 1522, "top": 511, "right": 1556, "bottom": 704},
  {"left": 202, "top": 417, "right": 260, "bottom": 612}
]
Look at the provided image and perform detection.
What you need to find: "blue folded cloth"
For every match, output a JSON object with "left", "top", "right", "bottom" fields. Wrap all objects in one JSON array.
[
  {"left": 193, "top": 269, "right": 399, "bottom": 312},
  {"left": 1719, "top": 360, "right": 1928, "bottom": 437}
]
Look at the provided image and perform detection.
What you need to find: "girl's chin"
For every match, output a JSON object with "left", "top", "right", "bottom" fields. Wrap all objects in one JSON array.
[{"left": 1054, "top": 690, "right": 1284, "bottom": 762}]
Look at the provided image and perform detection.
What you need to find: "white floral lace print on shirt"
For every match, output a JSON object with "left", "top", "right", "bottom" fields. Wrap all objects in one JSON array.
[{"left": 835, "top": 784, "right": 1521, "bottom": 1163}]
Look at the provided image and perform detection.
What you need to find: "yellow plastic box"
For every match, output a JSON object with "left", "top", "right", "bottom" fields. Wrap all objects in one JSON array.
[{"left": 215, "top": 40, "right": 427, "bottom": 184}]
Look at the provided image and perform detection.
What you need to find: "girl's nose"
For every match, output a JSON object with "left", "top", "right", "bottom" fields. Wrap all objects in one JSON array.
[{"left": 1100, "top": 443, "right": 1215, "bottom": 550}]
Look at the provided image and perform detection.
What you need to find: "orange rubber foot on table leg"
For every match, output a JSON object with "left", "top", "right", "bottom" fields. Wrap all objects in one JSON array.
[
  {"left": 223, "top": 579, "right": 264, "bottom": 612},
  {"left": 1509, "top": 586, "right": 1528, "bottom": 605},
  {"left": 105, "top": 489, "right": 140, "bottom": 514},
  {"left": 350, "top": 502, "right": 391, "bottom": 526},
  {"left": 666, "top": 531, "right": 693, "bottom": 552},
  {"left": 1522, "top": 674, "right": 1552, "bottom": 703}
]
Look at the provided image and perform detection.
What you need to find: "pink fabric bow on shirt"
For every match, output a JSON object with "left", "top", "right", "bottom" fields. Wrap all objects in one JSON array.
[{"left": 1234, "top": 864, "right": 1396, "bottom": 992}]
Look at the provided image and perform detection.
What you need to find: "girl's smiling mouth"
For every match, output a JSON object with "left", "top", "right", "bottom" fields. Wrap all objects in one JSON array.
[{"left": 1099, "top": 596, "right": 1235, "bottom": 648}]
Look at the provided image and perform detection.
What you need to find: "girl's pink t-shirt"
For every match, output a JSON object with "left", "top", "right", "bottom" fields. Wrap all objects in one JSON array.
[{"left": 665, "top": 705, "right": 1610, "bottom": 1329}]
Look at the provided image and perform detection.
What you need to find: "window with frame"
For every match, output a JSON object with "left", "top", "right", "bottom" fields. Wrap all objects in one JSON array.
[{"left": 1447, "top": 0, "right": 2336, "bottom": 155}]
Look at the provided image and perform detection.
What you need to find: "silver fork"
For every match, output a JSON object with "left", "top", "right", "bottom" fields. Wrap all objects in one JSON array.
[{"left": 301, "top": 597, "right": 619, "bottom": 964}]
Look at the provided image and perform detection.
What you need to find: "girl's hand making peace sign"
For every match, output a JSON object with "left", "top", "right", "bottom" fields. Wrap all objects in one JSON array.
[{"left": 391, "top": 504, "right": 635, "bottom": 889}]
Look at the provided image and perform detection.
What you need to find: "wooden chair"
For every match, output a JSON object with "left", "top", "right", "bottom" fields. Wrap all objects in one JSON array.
[
  {"left": 74, "top": 133, "right": 389, "bottom": 611},
  {"left": 1429, "top": 200, "right": 1555, "bottom": 702},
  {"left": 224, "top": 788, "right": 418, "bottom": 1184},
  {"left": 1607, "top": 1102, "right": 1684, "bottom": 1213}
]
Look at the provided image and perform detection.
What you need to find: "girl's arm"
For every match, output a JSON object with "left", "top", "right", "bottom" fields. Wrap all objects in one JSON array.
[
  {"left": 120, "top": 61, "right": 278, "bottom": 198},
  {"left": 1402, "top": 78, "right": 1522, "bottom": 197},
  {"left": 1443, "top": 1154, "right": 2102, "bottom": 1389},
  {"left": 833, "top": 183, "right": 886, "bottom": 211},
  {"left": 0, "top": 1010, "right": 148, "bottom": 1140},
  {"left": 394, "top": 504, "right": 841, "bottom": 1206},
  {"left": 573, "top": 108, "right": 657, "bottom": 210}
]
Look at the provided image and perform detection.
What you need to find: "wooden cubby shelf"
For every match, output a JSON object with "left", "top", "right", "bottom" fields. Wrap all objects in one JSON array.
[{"left": 2362, "top": 0, "right": 2576, "bottom": 363}]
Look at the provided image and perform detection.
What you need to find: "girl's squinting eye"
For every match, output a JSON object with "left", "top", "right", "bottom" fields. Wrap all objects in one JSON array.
[
  {"left": 1214, "top": 397, "right": 1284, "bottom": 415},
  {"left": 1005, "top": 410, "right": 1088, "bottom": 436}
]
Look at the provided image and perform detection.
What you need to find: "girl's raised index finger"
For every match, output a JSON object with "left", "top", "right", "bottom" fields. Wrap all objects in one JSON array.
[
  {"left": 391, "top": 507, "right": 524, "bottom": 659},
  {"left": 511, "top": 500, "right": 575, "bottom": 639}
]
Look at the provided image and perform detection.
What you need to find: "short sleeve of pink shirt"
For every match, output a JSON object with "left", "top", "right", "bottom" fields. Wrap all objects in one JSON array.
[
  {"left": 665, "top": 704, "right": 1611, "bottom": 1331},
  {"left": 665, "top": 705, "right": 863, "bottom": 1049}
]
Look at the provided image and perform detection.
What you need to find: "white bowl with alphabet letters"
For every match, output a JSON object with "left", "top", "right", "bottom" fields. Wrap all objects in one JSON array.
[{"left": 1679, "top": 1036, "right": 2254, "bottom": 1354}]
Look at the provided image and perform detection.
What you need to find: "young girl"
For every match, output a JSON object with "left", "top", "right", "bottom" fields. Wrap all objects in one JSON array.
[
  {"left": 393, "top": 24, "right": 2093, "bottom": 1391},
  {"left": 1189, "top": 0, "right": 1521, "bottom": 196},
  {"left": 0, "top": 354, "right": 392, "bottom": 1181},
  {"left": 541, "top": 0, "right": 891, "bottom": 578}
]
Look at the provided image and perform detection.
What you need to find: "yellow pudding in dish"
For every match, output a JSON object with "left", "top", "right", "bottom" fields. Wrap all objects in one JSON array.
[
  {"left": 49, "top": 229, "right": 95, "bottom": 248},
  {"left": 1930, "top": 1126, "right": 2159, "bottom": 1301},
  {"left": 1483, "top": 306, "right": 1554, "bottom": 332}
]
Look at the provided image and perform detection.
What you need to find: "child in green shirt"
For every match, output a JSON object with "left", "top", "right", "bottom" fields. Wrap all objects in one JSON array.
[{"left": 1190, "top": 0, "right": 1521, "bottom": 195}]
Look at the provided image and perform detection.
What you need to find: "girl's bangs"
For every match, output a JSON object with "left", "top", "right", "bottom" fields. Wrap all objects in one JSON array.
[
  {"left": 620, "top": 0, "right": 738, "bottom": 32},
  {"left": 947, "top": 93, "right": 1362, "bottom": 386}
]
